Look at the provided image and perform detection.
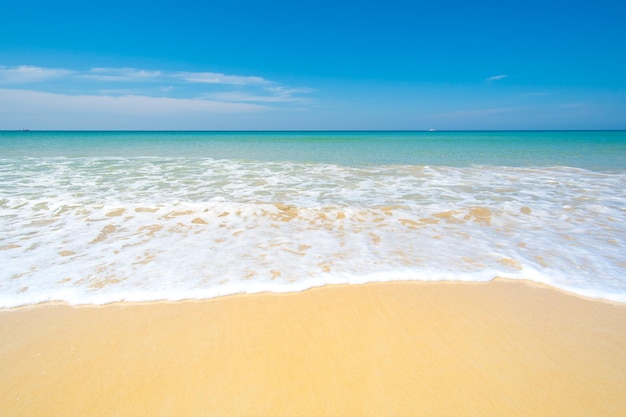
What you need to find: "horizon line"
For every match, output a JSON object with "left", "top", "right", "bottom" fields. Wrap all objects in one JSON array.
[{"left": 4, "top": 129, "right": 626, "bottom": 133}]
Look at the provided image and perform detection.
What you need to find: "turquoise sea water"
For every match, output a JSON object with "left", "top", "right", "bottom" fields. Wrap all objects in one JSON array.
[
  {"left": 2, "top": 130, "right": 625, "bottom": 169},
  {"left": 1, "top": 131, "right": 625, "bottom": 306}
]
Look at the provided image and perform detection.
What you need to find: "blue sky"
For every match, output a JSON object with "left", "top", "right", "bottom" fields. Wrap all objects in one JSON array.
[{"left": 1, "top": 0, "right": 625, "bottom": 130}]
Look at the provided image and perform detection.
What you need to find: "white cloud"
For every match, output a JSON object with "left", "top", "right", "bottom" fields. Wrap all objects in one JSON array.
[
  {"left": 486, "top": 74, "right": 509, "bottom": 82},
  {"left": 80, "top": 67, "right": 163, "bottom": 82},
  {"left": 0, "top": 65, "right": 73, "bottom": 84},
  {"left": 205, "top": 86, "right": 313, "bottom": 103},
  {"left": 0, "top": 65, "right": 313, "bottom": 127},
  {"left": 267, "top": 86, "right": 314, "bottom": 96},
  {"left": 0, "top": 65, "right": 280, "bottom": 87},
  {"left": 175, "top": 71, "right": 270, "bottom": 86},
  {"left": 95, "top": 89, "right": 137, "bottom": 96},
  {"left": 205, "top": 92, "right": 294, "bottom": 103},
  {"left": 0, "top": 88, "right": 270, "bottom": 130},
  {"left": 0, "top": 88, "right": 267, "bottom": 112}
]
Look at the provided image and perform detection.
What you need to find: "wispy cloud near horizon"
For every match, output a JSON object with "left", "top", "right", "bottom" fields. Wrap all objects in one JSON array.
[
  {"left": 0, "top": 64, "right": 313, "bottom": 107},
  {"left": 486, "top": 74, "right": 509, "bottom": 82},
  {"left": 204, "top": 86, "right": 314, "bottom": 103},
  {"left": 0, "top": 88, "right": 268, "bottom": 111},
  {"left": 174, "top": 71, "right": 269, "bottom": 86},
  {"left": 0, "top": 65, "right": 73, "bottom": 84},
  {"left": 80, "top": 67, "right": 163, "bottom": 82},
  {"left": 0, "top": 87, "right": 273, "bottom": 129}
]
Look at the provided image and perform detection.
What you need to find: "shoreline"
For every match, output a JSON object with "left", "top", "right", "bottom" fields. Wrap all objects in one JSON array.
[
  {"left": 4, "top": 277, "right": 626, "bottom": 310},
  {"left": 2, "top": 279, "right": 626, "bottom": 416}
]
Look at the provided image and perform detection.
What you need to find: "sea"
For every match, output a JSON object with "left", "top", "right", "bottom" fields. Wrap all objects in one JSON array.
[{"left": 1, "top": 130, "right": 625, "bottom": 307}]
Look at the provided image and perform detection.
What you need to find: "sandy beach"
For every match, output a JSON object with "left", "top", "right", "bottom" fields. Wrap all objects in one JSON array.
[{"left": 1, "top": 279, "right": 625, "bottom": 416}]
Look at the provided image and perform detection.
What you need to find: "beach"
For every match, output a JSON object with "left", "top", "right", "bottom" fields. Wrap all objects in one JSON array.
[
  {"left": 2, "top": 279, "right": 626, "bottom": 416},
  {"left": 1, "top": 131, "right": 625, "bottom": 415}
]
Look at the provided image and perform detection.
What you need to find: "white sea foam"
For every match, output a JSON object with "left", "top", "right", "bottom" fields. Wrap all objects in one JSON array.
[{"left": 1, "top": 156, "right": 625, "bottom": 307}]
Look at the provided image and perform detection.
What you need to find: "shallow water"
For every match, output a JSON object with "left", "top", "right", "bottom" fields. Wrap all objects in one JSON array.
[{"left": 1, "top": 131, "right": 625, "bottom": 306}]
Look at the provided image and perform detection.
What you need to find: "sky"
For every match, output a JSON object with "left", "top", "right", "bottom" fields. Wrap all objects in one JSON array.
[{"left": 1, "top": 0, "right": 625, "bottom": 130}]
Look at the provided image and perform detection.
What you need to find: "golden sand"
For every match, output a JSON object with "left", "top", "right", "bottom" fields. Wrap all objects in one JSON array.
[{"left": 1, "top": 280, "right": 625, "bottom": 416}]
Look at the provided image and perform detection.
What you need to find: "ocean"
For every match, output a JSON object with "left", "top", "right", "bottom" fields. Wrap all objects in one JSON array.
[{"left": 1, "top": 130, "right": 625, "bottom": 306}]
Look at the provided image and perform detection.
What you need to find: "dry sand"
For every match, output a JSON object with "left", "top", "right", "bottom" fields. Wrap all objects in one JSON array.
[{"left": 1, "top": 279, "right": 626, "bottom": 416}]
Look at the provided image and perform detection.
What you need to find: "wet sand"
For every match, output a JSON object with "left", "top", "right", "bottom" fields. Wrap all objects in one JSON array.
[{"left": 1, "top": 279, "right": 625, "bottom": 416}]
